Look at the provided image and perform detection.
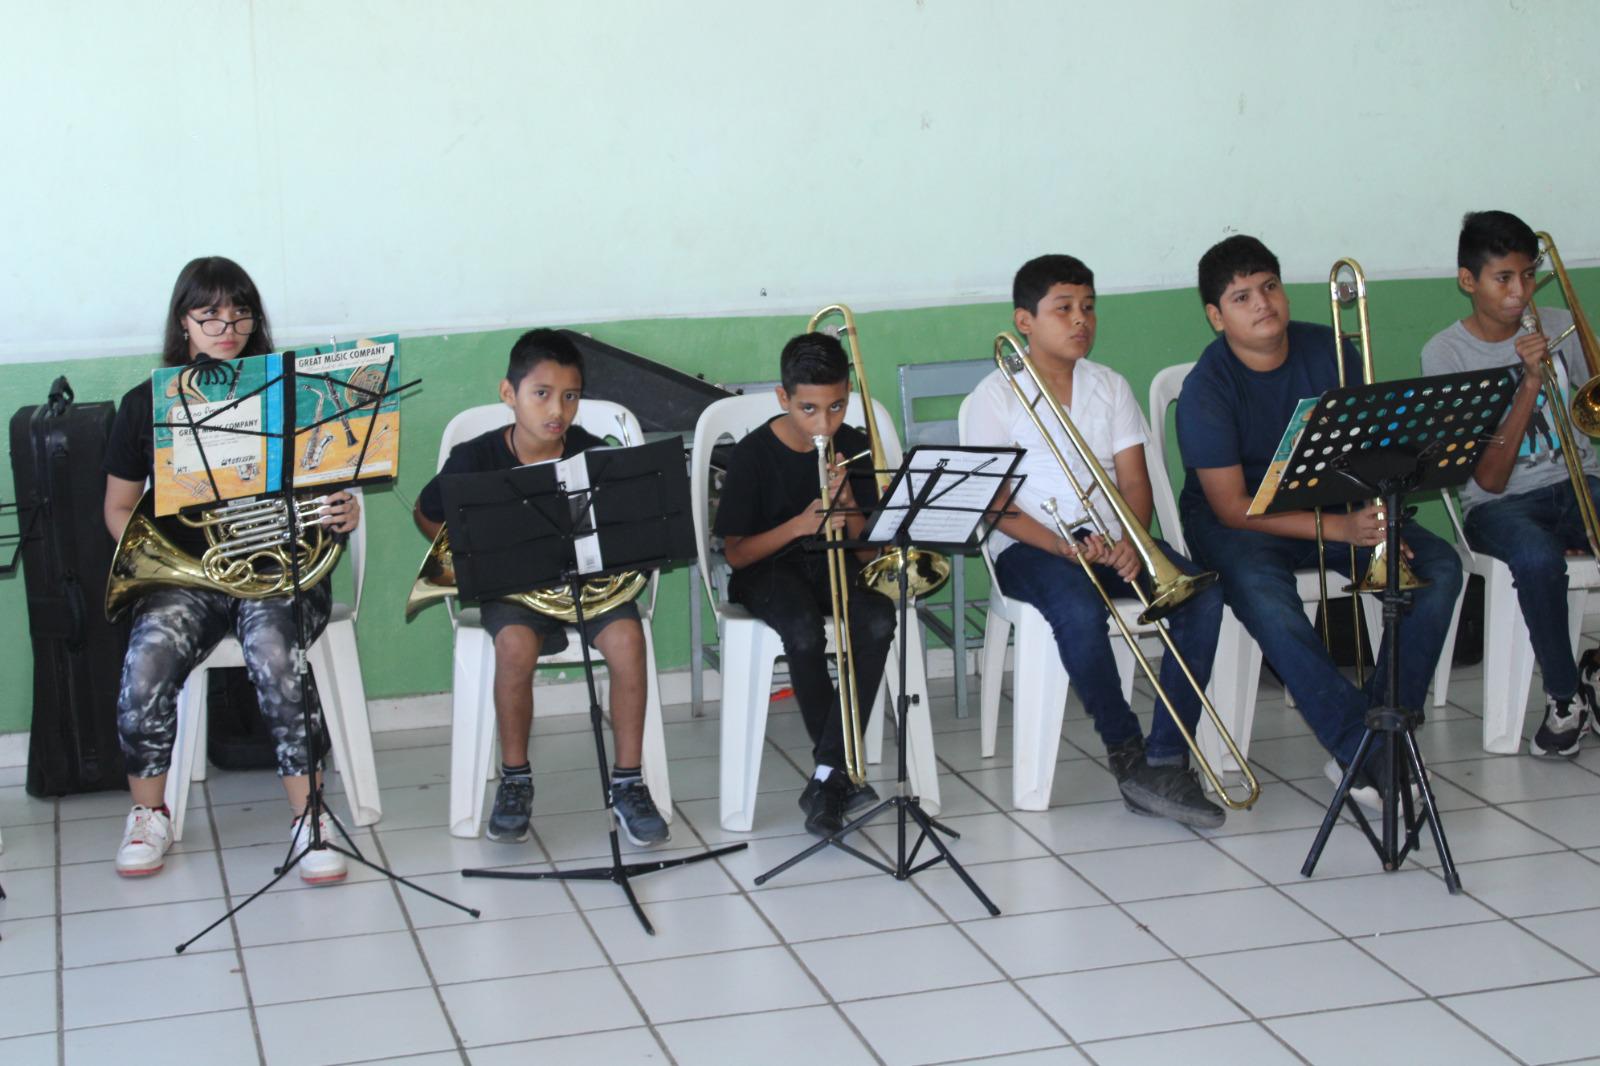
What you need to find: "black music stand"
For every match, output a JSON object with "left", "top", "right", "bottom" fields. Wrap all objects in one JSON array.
[
  {"left": 448, "top": 438, "right": 746, "bottom": 935},
  {"left": 1286, "top": 367, "right": 1516, "bottom": 892},
  {"left": 753, "top": 446, "right": 1021, "bottom": 915},
  {"left": 171, "top": 349, "right": 475, "bottom": 954}
]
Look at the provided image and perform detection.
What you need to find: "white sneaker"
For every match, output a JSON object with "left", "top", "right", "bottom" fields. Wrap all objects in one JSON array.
[
  {"left": 292, "top": 812, "right": 348, "bottom": 885},
  {"left": 116, "top": 805, "right": 173, "bottom": 877},
  {"left": 1323, "top": 758, "right": 1425, "bottom": 813}
]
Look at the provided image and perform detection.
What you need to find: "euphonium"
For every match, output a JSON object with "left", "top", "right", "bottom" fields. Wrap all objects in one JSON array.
[
  {"left": 814, "top": 434, "right": 868, "bottom": 786},
  {"left": 807, "top": 304, "right": 951, "bottom": 601},
  {"left": 992, "top": 332, "right": 1259, "bottom": 809},
  {"left": 1322, "top": 259, "right": 1428, "bottom": 685},
  {"left": 1533, "top": 231, "right": 1600, "bottom": 437},
  {"left": 404, "top": 524, "right": 648, "bottom": 625},
  {"left": 105, "top": 490, "right": 343, "bottom": 620}
]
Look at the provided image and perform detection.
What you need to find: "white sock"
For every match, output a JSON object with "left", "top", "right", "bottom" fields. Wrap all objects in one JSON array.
[{"left": 813, "top": 765, "right": 833, "bottom": 782}]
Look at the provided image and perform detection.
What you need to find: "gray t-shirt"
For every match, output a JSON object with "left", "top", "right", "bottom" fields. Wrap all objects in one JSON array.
[{"left": 1420, "top": 306, "right": 1597, "bottom": 512}]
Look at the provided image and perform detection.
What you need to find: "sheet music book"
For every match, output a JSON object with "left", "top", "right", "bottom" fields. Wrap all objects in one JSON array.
[
  {"left": 1246, "top": 395, "right": 1322, "bottom": 517},
  {"left": 151, "top": 334, "right": 401, "bottom": 515},
  {"left": 862, "top": 446, "right": 1021, "bottom": 546}
]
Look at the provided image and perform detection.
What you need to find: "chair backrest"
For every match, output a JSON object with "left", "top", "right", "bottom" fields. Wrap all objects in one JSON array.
[
  {"left": 956, "top": 391, "right": 1004, "bottom": 592},
  {"left": 689, "top": 391, "right": 899, "bottom": 606},
  {"left": 1440, "top": 487, "right": 1474, "bottom": 563},
  {"left": 437, "top": 399, "right": 641, "bottom": 472},
  {"left": 1147, "top": 362, "right": 1196, "bottom": 555},
  {"left": 345, "top": 486, "right": 367, "bottom": 619},
  {"left": 899, "top": 359, "right": 995, "bottom": 448}
]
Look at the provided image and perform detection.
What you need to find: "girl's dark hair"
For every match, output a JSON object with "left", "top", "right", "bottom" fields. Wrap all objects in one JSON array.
[{"left": 161, "top": 256, "right": 274, "bottom": 366}]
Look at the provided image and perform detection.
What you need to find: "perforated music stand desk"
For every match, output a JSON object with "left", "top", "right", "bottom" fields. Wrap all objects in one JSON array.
[
  {"left": 444, "top": 438, "right": 747, "bottom": 935},
  {"left": 1266, "top": 367, "right": 1516, "bottom": 892}
]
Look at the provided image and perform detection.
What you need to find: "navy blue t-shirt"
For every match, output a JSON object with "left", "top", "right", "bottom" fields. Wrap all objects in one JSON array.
[{"left": 1176, "top": 321, "right": 1361, "bottom": 525}]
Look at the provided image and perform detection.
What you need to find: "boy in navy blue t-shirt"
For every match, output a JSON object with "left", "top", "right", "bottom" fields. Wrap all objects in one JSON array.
[{"left": 1176, "top": 236, "right": 1462, "bottom": 800}]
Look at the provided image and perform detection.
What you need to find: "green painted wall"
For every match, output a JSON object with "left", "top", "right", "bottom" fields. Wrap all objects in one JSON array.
[{"left": 4, "top": 267, "right": 1596, "bottom": 734}]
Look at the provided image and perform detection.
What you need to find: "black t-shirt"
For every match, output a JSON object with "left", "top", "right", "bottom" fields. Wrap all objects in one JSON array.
[
  {"left": 417, "top": 423, "right": 607, "bottom": 523},
  {"left": 712, "top": 419, "right": 880, "bottom": 562}
]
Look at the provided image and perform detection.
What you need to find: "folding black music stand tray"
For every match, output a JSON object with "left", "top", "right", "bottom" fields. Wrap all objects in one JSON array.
[
  {"left": 448, "top": 438, "right": 746, "bottom": 935},
  {"left": 1286, "top": 367, "right": 1516, "bottom": 893},
  {"left": 168, "top": 349, "right": 478, "bottom": 955},
  {"left": 753, "top": 446, "right": 1021, "bottom": 916}
]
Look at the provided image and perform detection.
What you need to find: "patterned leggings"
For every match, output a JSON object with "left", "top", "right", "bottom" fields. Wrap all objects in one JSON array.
[{"left": 117, "top": 584, "right": 331, "bottom": 778}]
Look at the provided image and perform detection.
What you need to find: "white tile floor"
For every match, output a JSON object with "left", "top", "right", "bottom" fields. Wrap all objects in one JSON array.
[{"left": 4, "top": 652, "right": 1600, "bottom": 1065}]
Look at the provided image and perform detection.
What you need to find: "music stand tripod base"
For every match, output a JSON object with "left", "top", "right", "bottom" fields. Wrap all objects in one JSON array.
[
  {"left": 1277, "top": 369, "right": 1508, "bottom": 895},
  {"left": 752, "top": 449, "right": 1014, "bottom": 917}
]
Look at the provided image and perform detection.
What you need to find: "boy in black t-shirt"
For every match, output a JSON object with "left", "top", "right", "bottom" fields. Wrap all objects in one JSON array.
[
  {"left": 713, "top": 332, "right": 897, "bottom": 836},
  {"left": 414, "top": 329, "right": 667, "bottom": 846}
]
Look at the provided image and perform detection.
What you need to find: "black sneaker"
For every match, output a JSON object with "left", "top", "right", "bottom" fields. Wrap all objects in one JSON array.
[
  {"left": 804, "top": 774, "right": 850, "bottom": 838},
  {"left": 1106, "top": 736, "right": 1146, "bottom": 783},
  {"left": 1531, "top": 694, "right": 1584, "bottom": 759},
  {"left": 610, "top": 777, "right": 669, "bottom": 846},
  {"left": 486, "top": 776, "right": 534, "bottom": 842},
  {"left": 845, "top": 780, "right": 880, "bottom": 814},
  {"left": 1577, "top": 649, "right": 1600, "bottom": 739},
  {"left": 1119, "top": 762, "right": 1226, "bottom": 829}
]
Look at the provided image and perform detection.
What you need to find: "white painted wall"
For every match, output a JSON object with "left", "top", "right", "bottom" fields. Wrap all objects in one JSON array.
[{"left": 4, "top": 0, "right": 1598, "bottom": 363}]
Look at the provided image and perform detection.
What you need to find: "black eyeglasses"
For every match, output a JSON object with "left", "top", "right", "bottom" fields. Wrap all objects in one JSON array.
[{"left": 188, "top": 313, "right": 257, "bottom": 337}]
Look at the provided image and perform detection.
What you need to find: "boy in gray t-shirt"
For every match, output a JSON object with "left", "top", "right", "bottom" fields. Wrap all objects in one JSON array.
[{"left": 1420, "top": 210, "right": 1600, "bottom": 758}]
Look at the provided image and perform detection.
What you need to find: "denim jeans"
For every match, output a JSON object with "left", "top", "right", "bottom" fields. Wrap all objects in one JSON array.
[
  {"left": 1182, "top": 509, "right": 1463, "bottom": 767},
  {"left": 993, "top": 538, "right": 1223, "bottom": 763},
  {"left": 1464, "top": 475, "right": 1600, "bottom": 701}
]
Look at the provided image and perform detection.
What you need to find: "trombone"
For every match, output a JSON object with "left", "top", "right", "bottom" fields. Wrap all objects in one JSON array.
[
  {"left": 814, "top": 433, "right": 868, "bottom": 786},
  {"left": 1533, "top": 231, "right": 1600, "bottom": 437},
  {"left": 1521, "top": 236, "right": 1600, "bottom": 556},
  {"left": 992, "top": 333, "right": 1259, "bottom": 810},
  {"left": 1322, "top": 259, "right": 1428, "bottom": 686},
  {"left": 807, "top": 304, "right": 951, "bottom": 601}
]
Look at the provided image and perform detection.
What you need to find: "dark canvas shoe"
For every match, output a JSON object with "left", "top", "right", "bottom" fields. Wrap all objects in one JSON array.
[
  {"left": 1119, "top": 763, "right": 1226, "bottom": 829},
  {"left": 804, "top": 774, "right": 850, "bottom": 837},
  {"left": 610, "top": 778, "right": 669, "bottom": 846},
  {"left": 1531, "top": 694, "right": 1584, "bottom": 759},
  {"left": 486, "top": 776, "right": 534, "bottom": 842},
  {"left": 1106, "top": 735, "right": 1146, "bottom": 783},
  {"left": 844, "top": 780, "right": 880, "bottom": 814}
]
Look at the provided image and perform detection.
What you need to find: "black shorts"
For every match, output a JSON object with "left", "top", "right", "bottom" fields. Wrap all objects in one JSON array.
[{"left": 477, "top": 598, "right": 641, "bottom": 655}]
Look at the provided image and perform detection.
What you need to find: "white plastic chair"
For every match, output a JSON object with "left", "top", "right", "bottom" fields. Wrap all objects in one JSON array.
[
  {"left": 440, "top": 401, "right": 672, "bottom": 838},
  {"left": 690, "top": 391, "right": 940, "bottom": 832},
  {"left": 164, "top": 486, "right": 381, "bottom": 841},
  {"left": 1440, "top": 490, "right": 1600, "bottom": 753}
]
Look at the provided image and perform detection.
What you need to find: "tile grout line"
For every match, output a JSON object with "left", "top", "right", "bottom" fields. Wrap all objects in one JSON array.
[
  {"left": 195, "top": 777, "right": 271, "bottom": 1066},
  {"left": 360, "top": 820, "right": 471, "bottom": 1065}
]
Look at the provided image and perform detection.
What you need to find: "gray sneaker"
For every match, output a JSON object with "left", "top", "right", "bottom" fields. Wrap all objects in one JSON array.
[
  {"left": 611, "top": 778, "right": 669, "bottom": 846},
  {"left": 1119, "top": 763, "right": 1226, "bottom": 829},
  {"left": 486, "top": 776, "right": 534, "bottom": 843}
]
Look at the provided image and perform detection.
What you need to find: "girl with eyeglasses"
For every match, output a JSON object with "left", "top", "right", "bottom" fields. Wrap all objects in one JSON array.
[{"left": 101, "top": 256, "right": 360, "bottom": 881}]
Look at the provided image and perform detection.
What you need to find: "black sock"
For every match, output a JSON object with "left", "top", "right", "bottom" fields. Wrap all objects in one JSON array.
[
  {"left": 502, "top": 762, "right": 531, "bottom": 780},
  {"left": 612, "top": 765, "right": 641, "bottom": 785}
]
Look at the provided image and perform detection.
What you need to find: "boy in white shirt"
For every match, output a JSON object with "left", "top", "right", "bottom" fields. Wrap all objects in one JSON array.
[{"left": 967, "top": 254, "right": 1226, "bottom": 827}]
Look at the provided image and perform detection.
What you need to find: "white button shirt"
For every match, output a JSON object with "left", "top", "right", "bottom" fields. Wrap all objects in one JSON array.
[{"left": 965, "top": 357, "right": 1148, "bottom": 558}]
